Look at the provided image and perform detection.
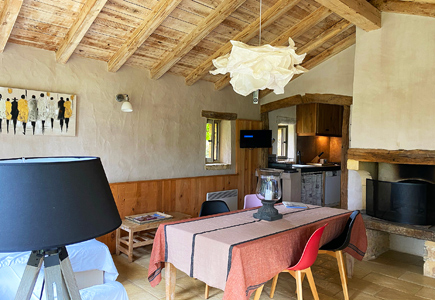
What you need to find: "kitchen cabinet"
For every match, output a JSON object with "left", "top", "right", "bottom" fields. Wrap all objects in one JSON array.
[{"left": 296, "top": 103, "right": 343, "bottom": 137}]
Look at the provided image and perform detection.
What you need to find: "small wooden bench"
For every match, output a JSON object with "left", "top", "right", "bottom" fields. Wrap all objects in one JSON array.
[{"left": 116, "top": 211, "right": 190, "bottom": 262}]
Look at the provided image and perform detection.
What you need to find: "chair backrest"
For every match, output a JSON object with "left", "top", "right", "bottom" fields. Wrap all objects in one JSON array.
[
  {"left": 320, "top": 210, "right": 360, "bottom": 251},
  {"left": 199, "top": 200, "right": 230, "bottom": 217},
  {"left": 288, "top": 224, "right": 328, "bottom": 271},
  {"left": 243, "top": 194, "right": 263, "bottom": 209}
]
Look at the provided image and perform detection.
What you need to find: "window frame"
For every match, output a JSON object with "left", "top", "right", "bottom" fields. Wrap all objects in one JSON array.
[
  {"left": 277, "top": 125, "right": 288, "bottom": 158},
  {"left": 206, "top": 119, "right": 220, "bottom": 163}
]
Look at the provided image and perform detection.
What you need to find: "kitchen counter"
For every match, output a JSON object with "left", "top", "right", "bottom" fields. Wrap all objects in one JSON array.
[{"left": 268, "top": 162, "right": 340, "bottom": 173}]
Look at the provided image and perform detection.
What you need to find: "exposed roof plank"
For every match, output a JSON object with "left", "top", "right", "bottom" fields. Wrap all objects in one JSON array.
[
  {"left": 56, "top": 0, "right": 108, "bottom": 64},
  {"left": 107, "top": 0, "right": 183, "bottom": 73},
  {"left": 370, "top": 0, "right": 435, "bottom": 18},
  {"left": 184, "top": 0, "right": 305, "bottom": 86},
  {"left": 0, "top": 0, "right": 24, "bottom": 52},
  {"left": 314, "top": 0, "right": 381, "bottom": 31},
  {"left": 259, "top": 32, "right": 356, "bottom": 98},
  {"left": 297, "top": 19, "right": 351, "bottom": 54},
  {"left": 213, "top": 6, "right": 337, "bottom": 91},
  {"left": 150, "top": 0, "right": 247, "bottom": 80}
]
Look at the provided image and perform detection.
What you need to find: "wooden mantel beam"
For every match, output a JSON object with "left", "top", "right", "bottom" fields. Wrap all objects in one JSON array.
[
  {"left": 348, "top": 148, "right": 435, "bottom": 165},
  {"left": 107, "top": 0, "right": 183, "bottom": 73},
  {"left": 314, "top": 0, "right": 381, "bottom": 31},
  {"left": 150, "top": 0, "right": 247, "bottom": 80},
  {"left": 56, "top": 0, "right": 107, "bottom": 64},
  {"left": 184, "top": 0, "right": 304, "bottom": 86},
  {"left": 0, "top": 0, "right": 23, "bottom": 53}
]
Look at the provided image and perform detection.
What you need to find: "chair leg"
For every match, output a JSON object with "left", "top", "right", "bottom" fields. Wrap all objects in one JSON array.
[
  {"left": 295, "top": 270, "right": 303, "bottom": 300},
  {"left": 269, "top": 274, "right": 279, "bottom": 298},
  {"left": 304, "top": 268, "right": 319, "bottom": 300},
  {"left": 204, "top": 284, "right": 209, "bottom": 299},
  {"left": 253, "top": 284, "right": 264, "bottom": 300},
  {"left": 336, "top": 251, "right": 349, "bottom": 300}
]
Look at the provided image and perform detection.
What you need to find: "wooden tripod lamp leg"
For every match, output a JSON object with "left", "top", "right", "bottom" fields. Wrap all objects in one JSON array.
[
  {"left": 59, "top": 247, "right": 82, "bottom": 300},
  {"left": 44, "top": 252, "right": 70, "bottom": 300},
  {"left": 14, "top": 251, "right": 44, "bottom": 300}
]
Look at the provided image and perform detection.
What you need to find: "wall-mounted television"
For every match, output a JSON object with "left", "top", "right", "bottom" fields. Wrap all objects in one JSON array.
[{"left": 240, "top": 130, "right": 272, "bottom": 148}]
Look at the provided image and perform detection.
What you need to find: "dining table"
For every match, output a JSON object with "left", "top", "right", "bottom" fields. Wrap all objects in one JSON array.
[{"left": 148, "top": 204, "right": 367, "bottom": 300}]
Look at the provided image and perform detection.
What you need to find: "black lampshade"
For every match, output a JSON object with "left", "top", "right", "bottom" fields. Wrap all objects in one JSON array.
[{"left": 0, "top": 157, "right": 121, "bottom": 252}]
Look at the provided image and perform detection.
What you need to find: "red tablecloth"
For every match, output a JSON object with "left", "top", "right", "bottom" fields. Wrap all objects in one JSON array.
[{"left": 148, "top": 205, "right": 367, "bottom": 300}]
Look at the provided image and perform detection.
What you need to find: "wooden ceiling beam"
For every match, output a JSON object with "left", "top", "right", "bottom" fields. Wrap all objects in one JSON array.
[
  {"left": 303, "top": 93, "right": 353, "bottom": 105},
  {"left": 259, "top": 32, "right": 356, "bottom": 99},
  {"left": 314, "top": 0, "right": 381, "bottom": 31},
  {"left": 214, "top": 16, "right": 350, "bottom": 92},
  {"left": 56, "top": 0, "right": 107, "bottom": 64},
  {"left": 0, "top": 0, "right": 24, "bottom": 53},
  {"left": 260, "top": 93, "right": 351, "bottom": 113},
  {"left": 184, "top": 0, "right": 304, "bottom": 86},
  {"left": 150, "top": 0, "right": 247, "bottom": 80},
  {"left": 370, "top": 0, "right": 435, "bottom": 18},
  {"left": 107, "top": 0, "right": 183, "bottom": 73},
  {"left": 260, "top": 95, "right": 303, "bottom": 113}
]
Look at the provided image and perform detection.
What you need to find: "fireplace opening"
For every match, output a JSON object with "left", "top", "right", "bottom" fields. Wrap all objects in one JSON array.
[{"left": 366, "top": 178, "right": 435, "bottom": 225}]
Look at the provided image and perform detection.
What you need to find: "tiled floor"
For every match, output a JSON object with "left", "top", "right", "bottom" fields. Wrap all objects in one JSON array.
[{"left": 113, "top": 246, "right": 435, "bottom": 300}]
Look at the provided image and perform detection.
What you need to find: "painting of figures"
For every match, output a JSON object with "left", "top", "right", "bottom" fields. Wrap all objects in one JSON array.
[{"left": 0, "top": 87, "right": 76, "bottom": 136}]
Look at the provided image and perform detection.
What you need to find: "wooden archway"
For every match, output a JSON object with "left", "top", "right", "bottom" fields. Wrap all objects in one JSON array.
[{"left": 260, "top": 93, "right": 352, "bottom": 209}]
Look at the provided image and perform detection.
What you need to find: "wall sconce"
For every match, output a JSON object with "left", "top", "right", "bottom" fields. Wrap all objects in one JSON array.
[{"left": 116, "top": 94, "right": 133, "bottom": 112}]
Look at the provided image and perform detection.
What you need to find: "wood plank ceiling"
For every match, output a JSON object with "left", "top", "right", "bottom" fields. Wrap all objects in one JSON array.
[{"left": 0, "top": 0, "right": 426, "bottom": 95}]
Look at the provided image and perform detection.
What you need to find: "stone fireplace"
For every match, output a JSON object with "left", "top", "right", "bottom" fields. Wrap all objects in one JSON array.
[
  {"left": 347, "top": 148, "right": 435, "bottom": 278},
  {"left": 366, "top": 163, "right": 435, "bottom": 226}
]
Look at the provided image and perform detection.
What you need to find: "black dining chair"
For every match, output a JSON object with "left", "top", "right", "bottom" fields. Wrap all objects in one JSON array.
[
  {"left": 199, "top": 200, "right": 230, "bottom": 299},
  {"left": 199, "top": 200, "right": 230, "bottom": 217},
  {"left": 318, "top": 210, "right": 360, "bottom": 300}
]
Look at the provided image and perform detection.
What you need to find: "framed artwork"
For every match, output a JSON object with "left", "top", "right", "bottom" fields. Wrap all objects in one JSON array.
[{"left": 0, "top": 87, "right": 76, "bottom": 136}]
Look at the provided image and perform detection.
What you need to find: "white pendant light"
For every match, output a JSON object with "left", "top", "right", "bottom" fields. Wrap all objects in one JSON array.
[{"left": 210, "top": 0, "right": 307, "bottom": 97}]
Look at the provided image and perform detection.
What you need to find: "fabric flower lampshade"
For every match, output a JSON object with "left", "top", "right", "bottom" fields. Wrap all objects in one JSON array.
[{"left": 210, "top": 38, "right": 307, "bottom": 96}]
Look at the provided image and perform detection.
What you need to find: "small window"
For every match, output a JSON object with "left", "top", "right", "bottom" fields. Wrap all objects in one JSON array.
[
  {"left": 206, "top": 119, "right": 220, "bottom": 163},
  {"left": 277, "top": 125, "right": 288, "bottom": 158}
]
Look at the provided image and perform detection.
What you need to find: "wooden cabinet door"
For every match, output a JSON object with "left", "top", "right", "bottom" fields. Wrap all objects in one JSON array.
[
  {"left": 296, "top": 103, "right": 316, "bottom": 136},
  {"left": 316, "top": 104, "right": 343, "bottom": 136}
]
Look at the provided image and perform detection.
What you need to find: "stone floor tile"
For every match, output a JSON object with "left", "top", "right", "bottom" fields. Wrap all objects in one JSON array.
[
  {"left": 399, "top": 271, "right": 435, "bottom": 289},
  {"left": 415, "top": 286, "right": 435, "bottom": 300},
  {"left": 347, "top": 277, "right": 383, "bottom": 295},
  {"left": 363, "top": 272, "right": 423, "bottom": 294},
  {"left": 374, "top": 287, "right": 427, "bottom": 300},
  {"left": 112, "top": 250, "right": 434, "bottom": 300}
]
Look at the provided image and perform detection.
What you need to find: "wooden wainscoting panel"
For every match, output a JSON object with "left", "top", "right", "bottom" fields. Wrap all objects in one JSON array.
[
  {"left": 236, "top": 119, "right": 263, "bottom": 208},
  {"left": 100, "top": 174, "right": 239, "bottom": 253}
]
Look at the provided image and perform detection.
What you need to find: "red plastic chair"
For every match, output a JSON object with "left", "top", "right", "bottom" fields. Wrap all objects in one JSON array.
[
  {"left": 243, "top": 194, "right": 263, "bottom": 209},
  {"left": 263, "top": 224, "right": 328, "bottom": 300}
]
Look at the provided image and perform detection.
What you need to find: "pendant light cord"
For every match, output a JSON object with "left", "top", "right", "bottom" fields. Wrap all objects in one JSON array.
[{"left": 259, "top": 0, "right": 262, "bottom": 46}]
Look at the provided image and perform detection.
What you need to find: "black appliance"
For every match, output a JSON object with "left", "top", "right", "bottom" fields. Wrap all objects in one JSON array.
[{"left": 240, "top": 130, "right": 272, "bottom": 148}]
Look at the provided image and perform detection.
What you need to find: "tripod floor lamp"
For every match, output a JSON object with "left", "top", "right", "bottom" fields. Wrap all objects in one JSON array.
[{"left": 0, "top": 157, "right": 122, "bottom": 300}]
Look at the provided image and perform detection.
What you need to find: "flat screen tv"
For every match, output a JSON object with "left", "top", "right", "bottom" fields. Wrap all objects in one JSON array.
[{"left": 240, "top": 130, "right": 272, "bottom": 148}]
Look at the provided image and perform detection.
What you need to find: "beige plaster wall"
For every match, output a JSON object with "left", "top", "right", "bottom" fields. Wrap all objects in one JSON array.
[
  {"left": 351, "top": 13, "right": 435, "bottom": 150},
  {"left": 262, "top": 44, "right": 355, "bottom": 106},
  {"left": 0, "top": 44, "right": 260, "bottom": 182}
]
